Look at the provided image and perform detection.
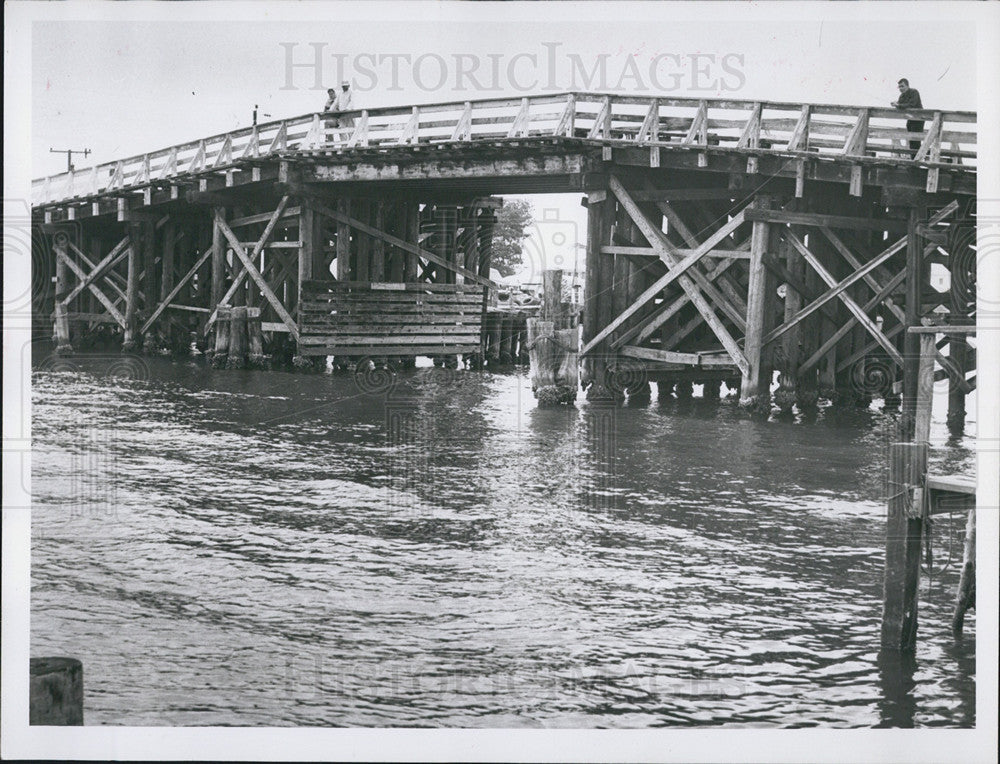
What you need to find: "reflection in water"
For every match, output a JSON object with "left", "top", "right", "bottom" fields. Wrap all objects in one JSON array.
[{"left": 30, "top": 353, "right": 975, "bottom": 727}]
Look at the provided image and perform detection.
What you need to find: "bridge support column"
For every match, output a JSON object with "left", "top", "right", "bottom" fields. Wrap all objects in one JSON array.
[
  {"left": 775, "top": 225, "right": 803, "bottom": 413},
  {"left": 901, "top": 205, "right": 925, "bottom": 439},
  {"left": 123, "top": 223, "right": 142, "bottom": 351},
  {"left": 740, "top": 197, "right": 774, "bottom": 411},
  {"left": 583, "top": 190, "right": 614, "bottom": 400},
  {"left": 52, "top": 235, "right": 73, "bottom": 353}
]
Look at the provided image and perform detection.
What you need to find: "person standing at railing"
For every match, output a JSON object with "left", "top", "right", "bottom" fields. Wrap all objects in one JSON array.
[
  {"left": 891, "top": 78, "right": 924, "bottom": 156},
  {"left": 322, "top": 82, "right": 354, "bottom": 144}
]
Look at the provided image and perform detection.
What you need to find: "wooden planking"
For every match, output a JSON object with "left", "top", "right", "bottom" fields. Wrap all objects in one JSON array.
[{"left": 299, "top": 280, "right": 485, "bottom": 351}]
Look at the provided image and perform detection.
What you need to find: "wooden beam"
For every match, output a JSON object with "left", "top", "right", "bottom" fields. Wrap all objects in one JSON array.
[
  {"left": 744, "top": 208, "right": 908, "bottom": 233},
  {"left": 621, "top": 345, "right": 734, "bottom": 367}
]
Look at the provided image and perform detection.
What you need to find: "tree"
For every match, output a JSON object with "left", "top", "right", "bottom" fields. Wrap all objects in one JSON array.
[{"left": 489, "top": 198, "right": 534, "bottom": 277}]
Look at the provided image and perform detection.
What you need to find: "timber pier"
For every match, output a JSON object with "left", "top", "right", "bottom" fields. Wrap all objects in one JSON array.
[{"left": 32, "top": 92, "right": 978, "bottom": 650}]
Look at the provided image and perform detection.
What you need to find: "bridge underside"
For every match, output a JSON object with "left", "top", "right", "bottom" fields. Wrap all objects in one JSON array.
[{"left": 32, "top": 135, "right": 975, "bottom": 421}]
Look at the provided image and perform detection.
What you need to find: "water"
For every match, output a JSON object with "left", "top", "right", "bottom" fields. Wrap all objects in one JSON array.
[{"left": 30, "top": 352, "right": 976, "bottom": 727}]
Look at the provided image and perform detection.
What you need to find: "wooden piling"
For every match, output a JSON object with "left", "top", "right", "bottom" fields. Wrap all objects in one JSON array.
[
  {"left": 583, "top": 192, "right": 614, "bottom": 399},
  {"left": 946, "top": 335, "right": 967, "bottom": 430},
  {"left": 901, "top": 206, "right": 925, "bottom": 439},
  {"left": 210, "top": 305, "right": 231, "bottom": 367},
  {"left": 740, "top": 197, "right": 773, "bottom": 410},
  {"left": 123, "top": 225, "right": 141, "bottom": 351},
  {"left": 952, "top": 505, "right": 976, "bottom": 637},
  {"left": 775, "top": 228, "right": 802, "bottom": 413},
  {"left": 30, "top": 657, "right": 83, "bottom": 725},
  {"left": 52, "top": 236, "right": 73, "bottom": 353},
  {"left": 210, "top": 207, "right": 227, "bottom": 312},
  {"left": 226, "top": 305, "right": 249, "bottom": 368},
  {"left": 247, "top": 306, "right": 266, "bottom": 368},
  {"left": 881, "top": 440, "right": 927, "bottom": 651},
  {"left": 499, "top": 314, "right": 516, "bottom": 364}
]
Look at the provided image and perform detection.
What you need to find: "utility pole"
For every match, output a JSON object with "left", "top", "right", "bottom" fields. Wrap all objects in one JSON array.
[{"left": 49, "top": 147, "right": 90, "bottom": 173}]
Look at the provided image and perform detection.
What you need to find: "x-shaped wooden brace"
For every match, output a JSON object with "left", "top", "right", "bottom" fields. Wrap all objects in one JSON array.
[
  {"left": 206, "top": 195, "right": 298, "bottom": 338},
  {"left": 582, "top": 175, "right": 751, "bottom": 377},
  {"left": 55, "top": 244, "right": 127, "bottom": 328},
  {"left": 61, "top": 236, "right": 130, "bottom": 310},
  {"left": 214, "top": 199, "right": 301, "bottom": 340},
  {"left": 777, "top": 228, "right": 903, "bottom": 365}
]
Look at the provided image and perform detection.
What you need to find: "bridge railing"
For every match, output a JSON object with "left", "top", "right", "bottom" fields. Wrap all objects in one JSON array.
[{"left": 32, "top": 92, "right": 976, "bottom": 207}]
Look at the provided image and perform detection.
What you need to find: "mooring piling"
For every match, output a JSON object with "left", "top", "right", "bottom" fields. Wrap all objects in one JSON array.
[{"left": 29, "top": 657, "right": 83, "bottom": 726}]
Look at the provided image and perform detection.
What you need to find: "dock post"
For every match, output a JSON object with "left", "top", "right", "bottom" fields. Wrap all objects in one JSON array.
[
  {"left": 30, "top": 657, "right": 83, "bottom": 725},
  {"left": 52, "top": 234, "right": 73, "bottom": 353},
  {"left": 739, "top": 196, "right": 773, "bottom": 410},
  {"left": 881, "top": 440, "right": 927, "bottom": 651}
]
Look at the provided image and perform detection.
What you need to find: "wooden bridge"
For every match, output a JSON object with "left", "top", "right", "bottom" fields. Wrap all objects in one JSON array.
[{"left": 32, "top": 91, "right": 977, "bottom": 413}]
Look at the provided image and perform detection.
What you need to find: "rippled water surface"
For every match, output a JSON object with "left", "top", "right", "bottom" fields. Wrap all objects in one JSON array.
[{"left": 30, "top": 353, "right": 975, "bottom": 727}]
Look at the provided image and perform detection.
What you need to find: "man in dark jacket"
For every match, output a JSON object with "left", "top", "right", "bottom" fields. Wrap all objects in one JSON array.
[{"left": 891, "top": 78, "right": 924, "bottom": 155}]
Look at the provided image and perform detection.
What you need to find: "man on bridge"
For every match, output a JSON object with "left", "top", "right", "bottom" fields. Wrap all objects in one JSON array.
[{"left": 891, "top": 78, "right": 924, "bottom": 155}]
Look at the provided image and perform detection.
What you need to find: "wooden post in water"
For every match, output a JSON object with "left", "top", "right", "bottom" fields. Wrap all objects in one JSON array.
[
  {"left": 52, "top": 235, "right": 73, "bottom": 353},
  {"left": 227, "top": 305, "right": 249, "bottom": 368},
  {"left": 881, "top": 440, "right": 927, "bottom": 651},
  {"left": 499, "top": 314, "right": 515, "bottom": 364},
  {"left": 952, "top": 505, "right": 976, "bottom": 637},
  {"left": 247, "top": 306, "right": 266, "bottom": 368},
  {"left": 30, "top": 657, "right": 83, "bottom": 725},
  {"left": 211, "top": 305, "right": 231, "bottom": 367},
  {"left": 528, "top": 269, "right": 578, "bottom": 405},
  {"left": 882, "top": 330, "right": 935, "bottom": 651},
  {"left": 740, "top": 196, "right": 773, "bottom": 411}
]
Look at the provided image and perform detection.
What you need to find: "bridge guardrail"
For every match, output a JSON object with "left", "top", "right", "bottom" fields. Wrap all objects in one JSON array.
[{"left": 32, "top": 92, "right": 977, "bottom": 207}]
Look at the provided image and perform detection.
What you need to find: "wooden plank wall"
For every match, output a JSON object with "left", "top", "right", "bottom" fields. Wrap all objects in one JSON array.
[{"left": 298, "top": 280, "right": 485, "bottom": 356}]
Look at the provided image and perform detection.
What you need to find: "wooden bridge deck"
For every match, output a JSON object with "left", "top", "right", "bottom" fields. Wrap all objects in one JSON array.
[{"left": 33, "top": 92, "right": 976, "bottom": 220}]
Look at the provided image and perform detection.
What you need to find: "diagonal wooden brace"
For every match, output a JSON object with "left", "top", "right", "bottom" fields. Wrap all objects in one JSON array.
[
  {"left": 216, "top": 215, "right": 300, "bottom": 340},
  {"left": 207, "top": 195, "right": 293, "bottom": 329},
  {"left": 592, "top": 176, "right": 750, "bottom": 376},
  {"left": 782, "top": 228, "right": 903, "bottom": 366},
  {"left": 55, "top": 248, "right": 126, "bottom": 328},
  {"left": 62, "top": 237, "right": 130, "bottom": 308}
]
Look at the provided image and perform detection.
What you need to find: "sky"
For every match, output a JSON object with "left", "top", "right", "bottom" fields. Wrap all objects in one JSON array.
[{"left": 27, "top": 11, "right": 977, "bottom": 281}]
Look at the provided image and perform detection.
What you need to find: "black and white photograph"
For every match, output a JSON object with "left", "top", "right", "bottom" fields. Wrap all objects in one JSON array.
[{"left": 3, "top": 1, "right": 998, "bottom": 761}]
